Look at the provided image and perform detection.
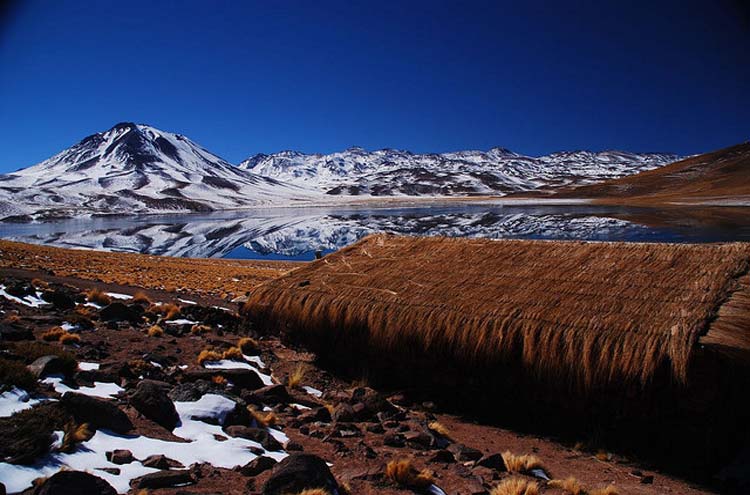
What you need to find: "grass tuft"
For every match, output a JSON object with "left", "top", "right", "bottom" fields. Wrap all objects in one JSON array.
[
  {"left": 222, "top": 346, "right": 243, "bottom": 361},
  {"left": 589, "top": 486, "right": 619, "bottom": 495},
  {"left": 295, "top": 490, "right": 329, "bottom": 495},
  {"left": 212, "top": 375, "right": 228, "bottom": 386},
  {"left": 31, "top": 278, "right": 49, "bottom": 289},
  {"left": 197, "top": 349, "right": 222, "bottom": 365},
  {"left": 147, "top": 325, "right": 164, "bottom": 337},
  {"left": 132, "top": 291, "right": 152, "bottom": 305},
  {"left": 238, "top": 337, "right": 259, "bottom": 354},
  {"left": 428, "top": 421, "right": 451, "bottom": 438},
  {"left": 548, "top": 477, "right": 584, "bottom": 495},
  {"left": 247, "top": 406, "right": 277, "bottom": 427},
  {"left": 85, "top": 288, "right": 111, "bottom": 306},
  {"left": 10, "top": 342, "right": 77, "bottom": 375},
  {"left": 59, "top": 332, "right": 81, "bottom": 345},
  {"left": 190, "top": 324, "right": 212, "bottom": 335},
  {"left": 287, "top": 363, "right": 307, "bottom": 388},
  {"left": 502, "top": 451, "right": 545, "bottom": 474},
  {"left": 385, "top": 458, "right": 434, "bottom": 489},
  {"left": 60, "top": 421, "right": 93, "bottom": 453},
  {"left": 491, "top": 477, "right": 539, "bottom": 495},
  {"left": 42, "top": 326, "right": 66, "bottom": 342}
]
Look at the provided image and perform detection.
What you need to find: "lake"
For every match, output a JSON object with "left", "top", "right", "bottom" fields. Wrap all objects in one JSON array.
[{"left": 1, "top": 204, "right": 749, "bottom": 261}]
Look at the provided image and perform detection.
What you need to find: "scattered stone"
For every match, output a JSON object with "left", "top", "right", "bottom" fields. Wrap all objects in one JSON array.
[
  {"left": 262, "top": 453, "right": 339, "bottom": 495},
  {"left": 383, "top": 432, "right": 406, "bottom": 448},
  {"left": 0, "top": 402, "right": 70, "bottom": 464},
  {"left": 28, "top": 355, "right": 69, "bottom": 378},
  {"left": 60, "top": 392, "right": 133, "bottom": 433},
  {"left": 142, "top": 454, "right": 184, "bottom": 469},
  {"left": 106, "top": 449, "right": 134, "bottom": 464},
  {"left": 240, "top": 455, "right": 278, "bottom": 476},
  {"left": 6, "top": 281, "right": 35, "bottom": 298},
  {"left": 130, "top": 379, "right": 179, "bottom": 430},
  {"left": 404, "top": 430, "right": 434, "bottom": 449},
  {"left": 285, "top": 440, "right": 304, "bottom": 451},
  {"left": 34, "top": 471, "right": 116, "bottom": 495},
  {"left": 332, "top": 403, "right": 354, "bottom": 423},
  {"left": 98, "top": 468, "right": 121, "bottom": 475},
  {"left": 0, "top": 323, "right": 33, "bottom": 341},
  {"left": 641, "top": 475, "right": 654, "bottom": 484},
  {"left": 297, "top": 407, "right": 331, "bottom": 424},
  {"left": 41, "top": 289, "right": 76, "bottom": 311},
  {"left": 182, "top": 368, "right": 263, "bottom": 390},
  {"left": 134, "top": 470, "right": 194, "bottom": 489},
  {"left": 99, "top": 302, "right": 142, "bottom": 323},
  {"left": 245, "top": 384, "right": 291, "bottom": 406},
  {"left": 430, "top": 449, "right": 456, "bottom": 463},
  {"left": 224, "top": 425, "right": 283, "bottom": 451},
  {"left": 477, "top": 453, "right": 507, "bottom": 471},
  {"left": 449, "top": 443, "right": 483, "bottom": 461}
]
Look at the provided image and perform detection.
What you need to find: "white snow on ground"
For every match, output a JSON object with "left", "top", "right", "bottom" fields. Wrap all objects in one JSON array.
[
  {"left": 243, "top": 354, "right": 266, "bottom": 369},
  {"left": 0, "top": 387, "right": 41, "bottom": 417},
  {"left": 42, "top": 375, "right": 124, "bottom": 399},
  {"left": 203, "top": 360, "right": 275, "bottom": 386},
  {"left": 165, "top": 319, "right": 197, "bottom": 325},
  {"left": 106, "top": 292, "right": 132, "bottom": 300},
  {"left": 0, "top": 393, "right": 288, "bottom": 493},
  {"left": 60, "top": 322, "right": 79, "bottom": 332},
  {"left": 302, "top": 386, "right": 323, "bottom": 398},
  {"left": 0, "top": 285, "right": 47, "bottom": 308},
  {"left": 78, "top": 362, "right": 100, "bottom": 371},
  {"left": 178, "top": 298, "right": 197, "bottom": 305},
  {"left": 85, "top": 302, "right": 103, "bottom": 309}
]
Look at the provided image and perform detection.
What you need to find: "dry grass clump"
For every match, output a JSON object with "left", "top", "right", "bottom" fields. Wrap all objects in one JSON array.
[
  {"left": 547, "top": 477, "right": 584, "bottom": 495},
  {"left": 85, "top": 288, "right": 111, "bottom": 306},
  {"left": 589, "top": 486, "right": 618, "bottom": 495},
  {"left": 0, "top": 357, "right": 38, "bottom": 391},
  {"left": 287, "top": 363, "right": 307, "bottom": 388},
  {"left": 197, "top": 349, "right": 223, "bottom": 365},
  {"left": 59, "top": 332, "right": 81, "bottom": 345},
  {"left": 502, "top": 451, "right": 545, "bottom": 474},
  {"left": 60, "top": 421, "right": 93, "bottom": 453},
  {"left": 222, "top": 346, "right": 243, "bottom": 361},
  {"left": 191, "top": 324, "right": 211, "bottom": 335},
  {"left": 42, "top": 326, "right": 66, "bottom": 341},
  {"left": 31, "top": 278, "right": 49, "bottom": 289},
  {"left": 595, "top": 450, "right": 613, "bottom": 462},
  {"left": 247, "top": 406, "right": 277, "bottom": 427},
  {"left": 491, "top": 477, "right": 539, "bottom": 495},
  {"left": 243, "top": 235, "right": 750, "bottom": 388},
  {"left": 238, "top": 336, "right": 259, "bottom": 354},
  {"left": 132, "top": 291, "right": 152, "bottom": 305},
  {"left": 212, "top": 375, "right": 228, "bottom": 386},
  {"left": 147, "top": 325, "right": 164, "bottom": 337},
  {"left": 149, "top": 302, "right": 181, "bottom": 320},
  {"left": 74, "top": 305, "right": 97, "bottom": 318},
  {"left": 10, "top": 342, "right": 78, "bottom": 374},
  {"left": 385, "top": 458, "right": 434, "bottom": 489},
  {"left": 295, "top": 490, "right": 329, "bottom": 495},
  {"left": 428, "top": 421, "right": 451, "bottom": 438}
]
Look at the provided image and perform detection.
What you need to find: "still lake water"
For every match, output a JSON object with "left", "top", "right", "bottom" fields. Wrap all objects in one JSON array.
[{"left": 1, "top": 204, "right": 749, "bottom": 261}]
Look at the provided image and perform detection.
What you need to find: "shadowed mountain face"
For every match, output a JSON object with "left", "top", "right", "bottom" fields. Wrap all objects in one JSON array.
[
  {"left": 559, "top": 143, "right": 750, "bottom": 204},
  {"left": 0, "top": 123, "right": 313, "bottom": 218},
  {"left": 240, "top": 147, "right": 680, "bottom": 196}
]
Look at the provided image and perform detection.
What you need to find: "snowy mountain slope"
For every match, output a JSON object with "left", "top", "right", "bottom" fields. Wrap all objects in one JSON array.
[
  {"left": 0, "top": 123, "right": 316, "bottom": 218},
  {"left": 239, "top": 147, "right": 680, "bottom": 196}
]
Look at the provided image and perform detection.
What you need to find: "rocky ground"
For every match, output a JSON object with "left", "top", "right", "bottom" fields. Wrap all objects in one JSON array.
[{"left": 0, "top": 265, "right": 719, "bottom": 495}]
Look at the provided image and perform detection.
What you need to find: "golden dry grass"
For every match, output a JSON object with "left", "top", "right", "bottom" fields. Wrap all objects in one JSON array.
[
  {"left": 295, "top": 490, "right": 329, "bottom": 495},
  {"left": 0, "top": 239, "right": 300, "bottom": 300},
  {"left": 59, "top": 332, "right": 81, "bottom": 345},
  {"left": 247, "top": 406, "right": 277, "bottom": 427},
  {"left": 222, "top": 346, "right": 243, "bottom": 361},
  {"left": 42, "top": 326, "right": 66, "bottom": 342},
  {"left": 244, "top": 234, "right": 750, "bottom": 388},
  {"left": 31, "top": 278, "right": 49, "bottom": 289},
  {"left": 212, "top": 375, "right": 228, "bottom": 386},
  {"left": 385, "top": 458, "right": 434, "bottom": 489},
  {"left": 197, "top": 349, "right": 222, "bottom": 365},
  {"left": 85, "top": 288, "right": 111, "bottom": 306},
  {"left": 491, "top": 477, "right": 539, "bottom": 495},
  {"left": 502, "top": 451, "right": 545, "bottom": 474},
  {"left": 132, "top": 291, "right": 152, "bottom": 305},
  {"left": 238, "top": 336, "right": 259, "bottom": 354},
  {"left": 428, "top": 421, "right": 451, "bottom": 438},
  {"left": 60, "top": 422, "right": 93, "bottom": 453},
  {"left": 190, "top": 324, "right": 211, "bottom": 335},
  {"left": 547, "top": 477, "right": 584, "bottom": 495},
  {"left": 589, "top": 486, "right": 619, "bottom": 495},
  {"left": 287, "top": 363, "right": 307, "bottom": 388},
  {"left": 147, "top": 325, "right": 164, "bottom": 337}
]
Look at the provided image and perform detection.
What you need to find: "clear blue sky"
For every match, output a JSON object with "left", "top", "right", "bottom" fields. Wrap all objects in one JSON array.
[{"left": 0, "top": 0, "right": 748, "bottom": 172}]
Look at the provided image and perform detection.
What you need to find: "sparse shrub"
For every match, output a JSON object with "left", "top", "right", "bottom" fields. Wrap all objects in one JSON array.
[
  {"left": 502, "top": 451, "right": 545, "bottom": 474},
  {"left": 589, "top": 486, "right": 619, "bottom": 495},
  {"left": 60, "top": 421, "right": 93, "bottom": 453},
  {"left": 287, "top": 363, "right": 307, "bottom": 388},
  {"left": 59, "top": 332, "right": 81, "bottom": 345},
  {"left": 385, "top": 458, "right": 433, "bottom": 489},
  {"left": 0, "top": 357, "right": 38, "bottom": 391},
  {"left": 212, "top": 375, "right": 228, "bottom": 386},
  {"left": 595, "top": 450, "right": 612, "bottom": 462},
  {"left": 85, "top": 288, "right": 111, "bottom": 306},
  {"left": 74, "top": 305, "right": 97, "bottom": 318},
  {"left": 295, "top": 490, "right": 329, "bottom": 495},
  {"left": 128, "top": 359, "right": 152, "bottom": 376},
  {"left": 247, "top": 406, "right": 277, "bottom": 427},
  {"left": 162, "top": 303, "right": 181, "bottom": 320},
  {"left": 197, "top": 349, "right": 222, "bottom": 365},
  {"left": 238, "top": 336, "right": 259, "bottom": 354},
  {"left": 147, "top": 325, "right": 164, "bottom": 337},
  {"left": 428, "top": 421, "right": 451, "bottom": 439},
  {"left": 132, "top": 291, "right": 152, "bottom": 305},
  {"left": 548, "top": 477, "right": 584, "bottom": 495},
  {"left": 42, "top": 326, "right": 66, "bottom": 341},
  {"left": 10, "top": 342, "right": 77, "bottom": 375},
  {"left": 191, "top": 324, "right": 211, "bottom": 335},
  {"left": 491, "top": 477, "right": 539, "bottom": 495},
  {"left": 222, "top": 346, "right": 243, "bottom": 361}
]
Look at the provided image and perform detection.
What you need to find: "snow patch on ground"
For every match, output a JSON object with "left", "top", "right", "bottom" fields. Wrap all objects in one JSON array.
[
  {"left": 302, "top": 386, "right": 323, "bottom": 398},
  {"left": 106, "top": 292, "right": 132, "bottom": 300},
  {"left": 43, "top": 375, "right": 124, "bottom": 399},
  {"left": 203, "top": 360, "right": 274, "bottom": 386},
  {"left": 0, "top": 387, "right": 41, "bottom": 417},
  {"left": 0, "top": 285, "right": 47, "bottom": 308}
]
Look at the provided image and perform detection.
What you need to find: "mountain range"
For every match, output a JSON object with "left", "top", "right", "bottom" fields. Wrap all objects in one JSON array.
[{"left": 0, "top": 123, "right": 682, "bottom": 220}]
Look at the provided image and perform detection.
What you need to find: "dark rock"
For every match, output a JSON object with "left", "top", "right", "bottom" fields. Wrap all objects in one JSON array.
[
  {"left": 332, "top": 403, "right": 354, "bottom": 423},
  {"left": 430, "top": 449, "right": 456, "bottom": 463},
  {"left": 142, "top": 454, "right": 184, "bottom": 469},
  {"left": 449, "top": 443, "right": 483, "bottom": 461},
  {"left": 41, "top": 289, "right": 76, "bottom": 311},
  {"left": 28, "top": 356, "right": 69, "bottom": 378},
  {"left": 130, "top": 380, "right": 179, "bottom": 430},
  {"left": 99, "top": 302, "right": 141, "bottom": 323},
  {"left": 297, "top": 407, "right": 331, "bottom": 424},
  {"left": 285, "top": 440, "right": 304, "bottom": 451},
  {"left": 641, "top": 475, "right": 654, "bottom": 484},
  {"left": 0, "top": 323, "right": 33, "bottom": 341},
  {"left": 106, "top": 449, "right": 134, "bottom": 464},
  {"left": 0, "top": 402, "right": 71, "bottom": 464},
  {"left": 333, "top": 422, "right": 362, "bottom": 438},
  {"left": 6, "top": 281, "right": 35, "bottom": 299},
  {"left": 224, "top": 425, "right": 283, "bottom": 451},
  {"left": 404, "top": 430, "right": 434, "bottom": 449},
  {"left": 134, "top": 470, "right": 194, "bottom": 489},
  {"left": 75, "top": 369, "right": 118, "bottom": 385},
  {"left": 240, "top": 455, "right": 277, "bottom": 476},
  {"left": 169, "top": 380, "right": 220, "bottom": 402},
  {"left": 245, "top": 384, "right": 291, "bottom": 406},
  {"left": 383, "top": 432, "right": 405, "bottom": 448},
  {"left": 477, "top": 453, "right": 506, "bottom": 471},
  {"left": 34, "top": 471, "right": 116, "bottom": 495},
  {"left": 350, "top": 387, "right": 397, "bottom": 420},
  {"left": 182, "top": 368, "right": 263, "bottom": 391},
  {"left": 60, "top": 392, "right": 133, "bottom": 433},
  {"left": 262, "top": 453, "right": 339, "bottom": 495}
]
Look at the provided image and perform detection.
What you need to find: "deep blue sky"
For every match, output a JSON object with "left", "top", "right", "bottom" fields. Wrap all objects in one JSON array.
[{"left": 1, "top": 1, "right": 748, "bottom": 172}]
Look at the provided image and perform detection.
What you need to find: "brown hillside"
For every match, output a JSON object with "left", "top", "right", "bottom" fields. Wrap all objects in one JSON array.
[{"left": 559, "top": 142, "right": 750, "bottom": 203}]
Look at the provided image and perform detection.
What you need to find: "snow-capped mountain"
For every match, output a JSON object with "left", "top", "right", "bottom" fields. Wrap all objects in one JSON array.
[
  {"left": 0, "top": 123, "right": 315, "bottom": 219},
  {"left": 239, "top": 147, "right": 680, "bottom": 196}
]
